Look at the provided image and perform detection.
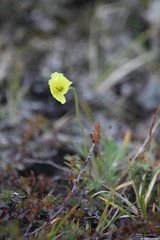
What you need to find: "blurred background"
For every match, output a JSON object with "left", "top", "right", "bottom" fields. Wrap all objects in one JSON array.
[{"left": 0, "top": 0, "right": 160, "bottom": 165}]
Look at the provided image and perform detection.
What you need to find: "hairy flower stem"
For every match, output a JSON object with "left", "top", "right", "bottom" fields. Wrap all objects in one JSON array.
[
  {"left": 50, "top": 143, "right": 96, "bottom": 221},
  {"left": 70, "top": 87, "right": 90, "bottom": 148},
  {"left": 71, "top": 143, "right": 95, "bottom": 193}
]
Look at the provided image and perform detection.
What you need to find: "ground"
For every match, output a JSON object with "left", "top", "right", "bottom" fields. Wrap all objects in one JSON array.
[{"left": 0, "top": 0, "right": 160, "bottom": 239}]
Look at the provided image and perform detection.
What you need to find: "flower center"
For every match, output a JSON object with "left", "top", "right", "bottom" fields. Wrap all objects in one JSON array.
[{"left": 56, "top": 85, "right": 63, "bottom": 93}]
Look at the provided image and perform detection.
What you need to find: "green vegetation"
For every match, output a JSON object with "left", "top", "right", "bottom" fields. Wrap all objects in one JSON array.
[
  {"left": 0, "top": 0, "right": 160, "bottom": 239},
  {"left": 1, "top": 111, "right": 160, "bottom": 239}
]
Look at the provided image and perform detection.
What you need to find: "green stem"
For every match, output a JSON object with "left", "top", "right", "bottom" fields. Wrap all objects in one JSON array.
[
  {"left": 70, "top": 87, "right": 99, "bottom": 181},
  {"left": 70, "top": 87, "right": 90, "bottom": 148}
]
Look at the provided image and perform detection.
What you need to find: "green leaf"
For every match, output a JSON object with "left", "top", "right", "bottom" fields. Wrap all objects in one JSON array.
[{"left": 69, "top": 199, "right": 77, "bottom": 206}]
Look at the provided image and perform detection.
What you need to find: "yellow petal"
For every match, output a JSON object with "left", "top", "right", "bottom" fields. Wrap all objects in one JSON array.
[
  {"left": 53, "top": 93, "right": 66, "bottom": 104},
  {"left": 63, "top": 80, "right": 72, "bottom": 94},
  {"left": 48, "top": 72, "right": 72, "bottom": 104},
  {"left": 51, "top": 72, "right": 62, "bottom": 80}
]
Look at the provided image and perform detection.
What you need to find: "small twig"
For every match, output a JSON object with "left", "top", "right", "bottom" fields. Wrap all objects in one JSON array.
[
  {"left": 24, "top": 222, "right": 33, "bottom": 236},
  {"left": 25, "top": 223, "right": 46, "bottom": 237},
  {"left": 105, "top": 208, "right": 119, "bottom": 229},
  {"left": 140, "top": 105, "right": 160, "bottom": 157},
  {"left": 71, "top": 143, "right": 95, "bottom": 194},
  {"left": 50, "top": 123, "right": 101, "bottom": 220},
  {"left": 114, "top": 105, "right": 160, "bottom": 187},
  {"left": 50, "top": 143, "right": 96, "bottom": 219},
  {"left": 50, "top": 205, "right": 65, "bottom": 221},
  {"left": 84, "top": 207, "right": 100, "bottom": 220},
  {"left": 51, "top": 231, "right": 65, "bottom": 240}
]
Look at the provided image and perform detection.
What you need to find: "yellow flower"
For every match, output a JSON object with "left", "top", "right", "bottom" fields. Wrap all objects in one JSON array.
[{"left": 48, "top": 72, "right": 72, "bottom": 104}]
